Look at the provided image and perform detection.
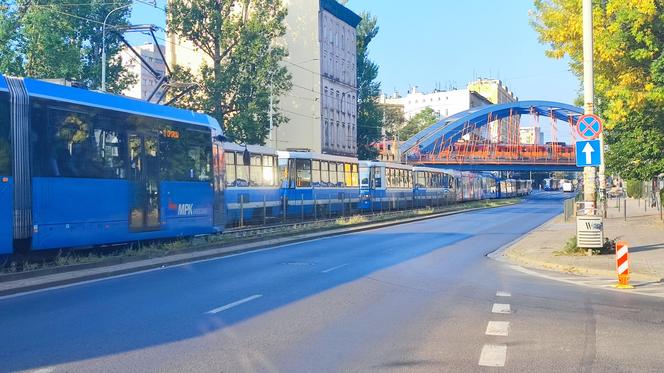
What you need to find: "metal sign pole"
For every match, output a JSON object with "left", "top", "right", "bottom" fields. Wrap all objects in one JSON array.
[{"left": 582, "top": 0, "right": 597, "bottom": 205}]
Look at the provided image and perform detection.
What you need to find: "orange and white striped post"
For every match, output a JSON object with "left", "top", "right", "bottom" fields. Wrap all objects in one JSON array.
[{"left": 613, "top": 241, "right": 634, "bottom": 289}]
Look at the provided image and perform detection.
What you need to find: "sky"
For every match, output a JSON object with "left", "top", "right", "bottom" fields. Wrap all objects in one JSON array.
[
  {"left": 132, "top": 0, "right": 579, "bottom": 103},
  {"left": 341, "top": 0, "right": 579, "bottom": 104},
  {"left": 130, "top": 0, "right": 580, "bottom": 140}
]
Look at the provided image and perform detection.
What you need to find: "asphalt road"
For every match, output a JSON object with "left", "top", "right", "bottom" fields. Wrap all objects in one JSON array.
[{"left": 1, "top": 192, "right": 663, "bottom": 373}]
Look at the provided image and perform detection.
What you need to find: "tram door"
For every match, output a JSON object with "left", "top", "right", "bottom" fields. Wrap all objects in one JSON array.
[{"left": 128, "top": 133, "right": 161, "bottom": 231}]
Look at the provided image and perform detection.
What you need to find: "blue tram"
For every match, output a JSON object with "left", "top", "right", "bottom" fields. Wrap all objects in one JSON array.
[
  {"left": 223, "top": 142, "right": 281, "bottom": 226},
  {"left": 412, "top": 166, "right": 456, "bottom": 207},
  {"left": 278, "top": 151, "right": 360, "bottom": 217},
  {"left": 479, "top": 173, "right": 500, "bottom": 199},
  {"left": 0, "top": 75, "right": 225, "bottom": 254},
  {"left": 358, "top": 161, "right": 415, "bottom": 211}
]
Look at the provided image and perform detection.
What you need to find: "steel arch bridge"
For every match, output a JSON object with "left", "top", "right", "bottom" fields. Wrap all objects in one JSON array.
[{"left": 400, "top": 100, "right": 585, "bottom": 172}]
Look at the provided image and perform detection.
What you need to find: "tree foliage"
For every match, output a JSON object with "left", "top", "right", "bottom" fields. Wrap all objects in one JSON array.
[
  {"left": 399, "top": 107, "right": 438, "bottom": 140},
  {"left": 167, "top": 0, "right": 291, "bottom": 145},
  {"left": 0, "top": 0, "right": 134, "bottom": 92},
  {"left": 379, "top": 102, "right": 404, "bottom": 139},
  {"left": 355, "top": 11, "right": 382, "bottom": 160},
  {"left": 531, "top": 0, "right": 664, "bottom": 180}
]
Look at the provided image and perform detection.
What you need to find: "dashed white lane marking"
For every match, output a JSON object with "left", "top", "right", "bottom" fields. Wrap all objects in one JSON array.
[
  {"left": 479, "top": 344, "right": 507, "bottom": 367},
  {"left": 321, "top": 263, "right": 349, "bottom": 273},
  {"left": 485, "top": 321, "right": 510, "bottom": 336},
  {"left": 496, "top": 291, "right": 511, "bottom": 297},
  {"left": 206, "top": 294, "right": 263, "bottom": 314},
  {"left": 492, "top": 303, "right": 511, "bottom": 314}
]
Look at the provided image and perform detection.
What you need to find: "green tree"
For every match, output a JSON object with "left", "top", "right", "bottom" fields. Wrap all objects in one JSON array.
[
  {"left": 167, "top": 0, "right": 291, "bottom": 145},
  {"left": 531, "top": 0, "right": 664, "bottom": 179},
  {"left": 379, "top": 102, "right": 404, "bottom": 139},
  {"left": 355, "top": 11, "right": 382, "bottom": 159},
  {"left": 604, "top": 99, "right": 664, "bottom": 180},
  {"left": 0, "top": 0, "right": 134, "bottom": 92},
  {"left": 399, "top": 107, "right": 438, "bottom": 140}
]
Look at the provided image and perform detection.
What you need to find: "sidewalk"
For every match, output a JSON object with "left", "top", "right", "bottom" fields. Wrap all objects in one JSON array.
[{"left": 504, "top": 197, "right": 664, "bottom": 282}]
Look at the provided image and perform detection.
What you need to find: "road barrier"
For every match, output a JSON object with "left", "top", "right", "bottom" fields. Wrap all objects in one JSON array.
[{"left": 613, "top": 241, "right": 634, "bottom": 289}]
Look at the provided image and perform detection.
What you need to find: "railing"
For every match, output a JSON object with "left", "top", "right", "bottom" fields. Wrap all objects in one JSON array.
[{"left": 411, "top": 144, "right": 577, "bottom": 166}]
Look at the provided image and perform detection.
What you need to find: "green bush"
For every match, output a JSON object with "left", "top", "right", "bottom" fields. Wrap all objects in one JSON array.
[{"left": 625, "top": 180, "right": 644, "bottom": 198}]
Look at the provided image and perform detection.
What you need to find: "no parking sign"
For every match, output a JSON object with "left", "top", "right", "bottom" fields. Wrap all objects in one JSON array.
[{"left": 576, "top": 114, "right": 603, "bottom": 140}]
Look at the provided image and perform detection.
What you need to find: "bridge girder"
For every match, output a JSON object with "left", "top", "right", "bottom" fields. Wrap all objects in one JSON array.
[{"left": 401, "top": 100, "right": 584, "bottom": 156}]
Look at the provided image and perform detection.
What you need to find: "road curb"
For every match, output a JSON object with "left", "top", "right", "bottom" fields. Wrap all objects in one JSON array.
[
  {"left": 0, "top": 201, "right": 519, "bottom": 297},
  {"left": 491, "top": 213, "right": 664, "bottom": 283}
]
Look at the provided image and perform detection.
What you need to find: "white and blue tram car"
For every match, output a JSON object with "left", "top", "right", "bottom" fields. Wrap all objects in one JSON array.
[
  {"left": 0, "top": 75, "right": 225, "bottom": 254},
  {"left": 412, "top": 166, "right": 456, "bottom": 207},
  {"left": 278, "top": 151, "right": 360, "bottom": 217},
  {"left": 479, "top": 173, "right": 500, "bottom": 199},
  {"left": 223, "top": 142, "right": 280, "bottom": 226},
  {"left": 358, "top": 161, "right": 414, "bottom": 211}
]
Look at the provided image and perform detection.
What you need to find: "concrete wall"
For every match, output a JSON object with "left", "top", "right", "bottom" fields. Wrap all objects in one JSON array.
[{"left": 271, "top": 0, "right": 322, "bottom": 152}]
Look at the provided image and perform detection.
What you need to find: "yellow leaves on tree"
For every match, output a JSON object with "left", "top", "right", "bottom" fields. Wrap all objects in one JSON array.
[{"left": 531, "top": 0, "right": 663, "bottom": 128}]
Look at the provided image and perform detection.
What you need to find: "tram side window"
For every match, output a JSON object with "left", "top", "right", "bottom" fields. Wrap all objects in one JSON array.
[
  {"left": 0, "top": 93, "right": 10, "bottom": 175},
  {"left": 374, "top": 167, "right": 382, "bottom": 188},
  {"left": 312, "top": 160, "right": 321, "bottom": 186},
  {"left": 351, "top": 164, "right": 359, "bottom": 187},
  {"left": 344, "top": 163, "right": 352, "bottom": 187},
  {"left": 235, "top": 154, "right": 249, "bottom": 186},
  {"left": 359, "top": 165, "right": 370, "bottom": 189},
  {"left": 329, "top": 162, "right": 337, "bottom": 186},
  {"left": 278, "top": 158, "right": 289, "bottom": 188},
  {"left": 295, "top": 159, "right": 311, "bottom": 187},
  {"left": 36, "top": 104, "right": 126, "bottom": 179},
  {"left": 416, "top": 172, "right": 425, "bottom": 188},
  {"left": 249, "top": 154, "right": 262, "bottom": 186},
  {"left": 262, "top": 155, "right": 275, "bottom": 186},
  {"left": 159, "top": 126, "right": 211, "bottom": 182},
  {"left": 225, "top": 152, "right": 236, "bottom": 187},
  {"left": 321, "top": 161, "right": 330, "bottom": 186},
  {"left": 337, "top": 162, "right": 345, "bottom": 187}
]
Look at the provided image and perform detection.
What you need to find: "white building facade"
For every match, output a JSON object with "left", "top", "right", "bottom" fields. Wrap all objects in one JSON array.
[
  {"left": 519, "top": 126, "right": 544, "bottom": 145},
  {"left": 381, "top": 79, "right": 519, "bottom": 144},
  {"left": 319, "top": 0, "right": 360, "bottom": 156},
  {"left": 120, "top": 43, "right": 167, "bottom": 102},
  {"left": 380, "top": 87, "right": 491, "bottom": 121},
  {"left": 165, "top": 0, "right": 361, "bottom": 156},
  {"left": 272, "top": 0, "right": 360, "bottom": 156}
]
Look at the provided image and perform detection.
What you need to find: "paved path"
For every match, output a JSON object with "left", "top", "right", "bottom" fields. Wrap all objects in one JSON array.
[{"left": 1, "top": 193, "right": 663, "bottom": 372}]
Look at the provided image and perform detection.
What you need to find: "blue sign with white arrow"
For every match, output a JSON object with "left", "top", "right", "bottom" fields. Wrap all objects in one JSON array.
[{"left": 575, "top": 140, "right": 602, "bottom": 167}]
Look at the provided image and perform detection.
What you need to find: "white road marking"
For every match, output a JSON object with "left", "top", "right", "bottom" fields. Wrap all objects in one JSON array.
[
  {"left": 206, "top": 294, "right": 263, "bottom": 314},
  {"left": 492, "top": 303, "right": 511, "bottom": 314},
  {"left": 496, "top": 291, "right": 511, "bottom": 297},
  {"left": 321, "top": 263, "right": 348, "bottom": 273},
  {"left": 32, "top": 368, "right": 55, "bottom": 373},
  {"left": 485, "top": 321, "right": 510, "bottom": 336},
  {"left": 479, "top": 344, "right": 507, "bottom": 367},
  {"left": 509, "top": 265, "right": 664, "bottom": 299}
]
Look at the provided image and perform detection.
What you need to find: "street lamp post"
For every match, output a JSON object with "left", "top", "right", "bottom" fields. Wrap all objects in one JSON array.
[{"left": 101, "top": 3, "right": 131, "bottom": 92}]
